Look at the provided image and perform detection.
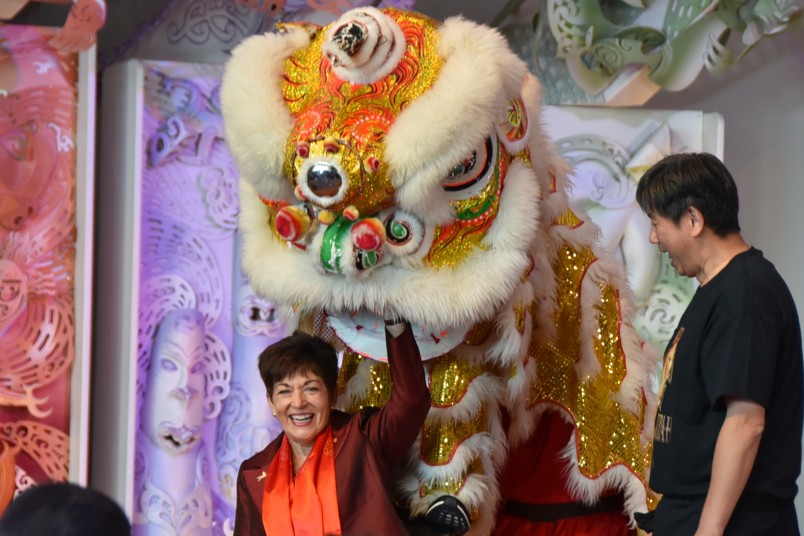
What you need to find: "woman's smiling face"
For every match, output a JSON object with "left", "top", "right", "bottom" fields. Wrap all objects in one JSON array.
[{"left": 268, "top": 371, "right": 333, "bottom": 447}]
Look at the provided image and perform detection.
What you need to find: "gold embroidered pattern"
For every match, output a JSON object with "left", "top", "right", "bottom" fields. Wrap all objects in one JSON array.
[
  {"left": 529, "top": 241, "right": 650, "bottom": 480},
  {"left": 421, "top": 406, "right": 488, "bottom": 466}
]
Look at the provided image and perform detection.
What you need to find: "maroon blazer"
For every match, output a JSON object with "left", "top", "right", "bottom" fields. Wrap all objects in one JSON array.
[{"left": 234, "top": 325, "right": 430, "bottom": 536}]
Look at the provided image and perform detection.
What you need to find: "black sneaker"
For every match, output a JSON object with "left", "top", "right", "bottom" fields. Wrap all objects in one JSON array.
[{"left": 424, "top": 495, "right": 470, "bottom": 535}]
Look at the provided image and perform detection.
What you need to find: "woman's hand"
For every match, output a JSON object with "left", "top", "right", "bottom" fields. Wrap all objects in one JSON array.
[{"left": 384, "top": 318, "right": 407, "bottom": 338}]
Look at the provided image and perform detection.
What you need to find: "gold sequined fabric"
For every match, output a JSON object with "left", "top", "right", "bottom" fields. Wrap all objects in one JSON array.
[
  {"left": 339, "top": 351, "right": 393, "bottom": 412},
  {"left": 529, "top": 220, "right": 650, "bottom": 480},
  {"left": 338, "top": 350, "right": 491, "bottom": 467},
  {"left": 428, "top": 354, "right": 483, "bottom": 408},
  {"left": 421, "top": 406, "right": 489, "bottom": 466}
]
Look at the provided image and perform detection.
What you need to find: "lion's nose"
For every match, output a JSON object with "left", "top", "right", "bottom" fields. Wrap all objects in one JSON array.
[{"left": 307, "top": 163, "right": 343, "bottom": 198}]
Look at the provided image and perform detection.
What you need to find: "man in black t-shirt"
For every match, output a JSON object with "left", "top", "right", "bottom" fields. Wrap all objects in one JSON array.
[{"left": 634, "top": 153, "right": 803, "bottom": 535}]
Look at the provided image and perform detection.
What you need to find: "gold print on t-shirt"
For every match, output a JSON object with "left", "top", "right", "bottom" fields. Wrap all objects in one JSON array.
[
  {"left": 654, "top": 327, "right": 684, "bottom": 444},
  {"left": 658, "top": 327, "right": 683, "bottom": 410}
]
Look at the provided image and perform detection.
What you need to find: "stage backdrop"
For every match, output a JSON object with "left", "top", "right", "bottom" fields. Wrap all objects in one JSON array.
[
  {"left": 94, "top": 58, "right": 724, "bottom": 536},
  {"left": 0, "top": 23, "right": 96, "bottom": 511},
  {"left": 91, "top": 2, "right": 727, "bottom": 534}
]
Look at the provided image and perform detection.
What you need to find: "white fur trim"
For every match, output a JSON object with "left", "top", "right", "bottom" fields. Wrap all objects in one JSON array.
[
  {"left": 575, "top": 261, "right": 606, "bottom": 379},
  {"left": 222, "top": 29, "right": 309, "bottom": 201},
  {"left": 559, "top": 432, "right": 650, "bottom": 525},
  {"left": 503, "top": 394, "right": 534, "bottom": 446},
  {"left": 412, "top": 430, "right": 502, "bottom": 484},
  {"left": 482, "top": 160, "right": 540, "bottom": 252},
  {"left": 400, "top": 430, "right": 504, "bottom": 517},
  {"left": 484, "top": 283, "right": 534, "bottom": 368},
  {"left": 238, "top": 180, "right": 535, "bottom": 329},
  {"left": 324, "top": 7, "right": 407, "bottom": 84},
  {"left": 386, "top": 16, "right": 528, "bottom": 224},
  {"left": 426, "top": 373, "right": 504, "bottom": 425}
]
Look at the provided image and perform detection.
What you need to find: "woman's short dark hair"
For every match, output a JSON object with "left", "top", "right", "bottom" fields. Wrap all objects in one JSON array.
[
  {"left": 635, "top": 152, "right": 741, "bottom": 236},
  {"left": 0, "top": 482, "right": 130, "bottom": 536},
  {"left": 258, "top": 331, "right": 339, "bottom": 401}
]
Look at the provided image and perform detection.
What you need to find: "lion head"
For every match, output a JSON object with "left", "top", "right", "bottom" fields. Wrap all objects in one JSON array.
[{"left": 222, "top": 7, "right": 564, "bottom": 360}]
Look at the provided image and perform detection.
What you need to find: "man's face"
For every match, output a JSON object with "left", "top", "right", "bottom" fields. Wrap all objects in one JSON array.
[
  {"left": 141, "top": 312, "right": 206, "bottom": 455},
  {"left": 648, "top": 212, "right": 698, "bottom": 279}
]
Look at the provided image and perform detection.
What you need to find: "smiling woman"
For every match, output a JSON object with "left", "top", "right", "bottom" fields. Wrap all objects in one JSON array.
[
  {"left": 260, "top": 333, "right": 338, "bottom": 469},
  {"left": 233, "top": 321, "right": 431, "bottom": 536}
]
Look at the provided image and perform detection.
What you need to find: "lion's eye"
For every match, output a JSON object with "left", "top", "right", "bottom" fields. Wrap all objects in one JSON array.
[
  {"left": 443, "top": 138, "right": 494, "bottom": 193},
  {"left": 448, "top": 152, "right": 477, "bottom": 181},
  {"left": 380, "top": 209, "right": 425, "bottom": 257}
]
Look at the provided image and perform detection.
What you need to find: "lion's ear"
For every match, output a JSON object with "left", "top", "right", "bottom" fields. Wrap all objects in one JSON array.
[
  {"left": 221, "top": 27, "right": 311, "bottom": 200},
  {"left": 385, "top": 16, "right": 529, "bottom": 224},
  {"left": 495, "top": 95, "right": 531, "bottom": 155}
]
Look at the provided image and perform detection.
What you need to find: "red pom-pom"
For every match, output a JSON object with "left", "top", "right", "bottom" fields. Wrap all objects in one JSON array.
[
  {"left": 351, "top": 218, "right": 386, "bottom": 251},
  {"left": 343, "top": 205, "right": 360, "bottom": 221},
  {"left": 275, "top": 205, "right": 311, "bottom": 242}
]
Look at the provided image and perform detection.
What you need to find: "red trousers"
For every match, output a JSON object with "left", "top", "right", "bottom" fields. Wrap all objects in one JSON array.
[{"left": 494, "top": 412, "right": 636, "bottom": 536}]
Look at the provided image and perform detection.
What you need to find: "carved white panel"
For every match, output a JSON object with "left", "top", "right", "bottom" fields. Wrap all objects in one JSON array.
[{"left": 543, "top": 105, "right": 723, "bottom": 357}]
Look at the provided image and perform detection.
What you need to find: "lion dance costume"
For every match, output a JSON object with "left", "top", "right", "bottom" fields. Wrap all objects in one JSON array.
[{"left": 221, "top": 7, "right": 657, "bottom": 534}]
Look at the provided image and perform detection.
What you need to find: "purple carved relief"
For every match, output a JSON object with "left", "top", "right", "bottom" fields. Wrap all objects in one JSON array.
[
  {"left": 134, "top": 60, "right": 282, "bottom": 535},
  {"left": 135, "top": 61, "right": 233, "bottom": 535}
]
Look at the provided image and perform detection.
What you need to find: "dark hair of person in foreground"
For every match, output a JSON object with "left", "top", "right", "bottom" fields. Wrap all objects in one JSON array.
[{"left": 0, "top": 482, "right": 131, "bottom": 536}]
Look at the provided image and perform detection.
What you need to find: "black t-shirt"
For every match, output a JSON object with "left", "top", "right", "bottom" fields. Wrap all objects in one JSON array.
[{"left": 650, "top": 247, "right": 803, "bottom": 500}]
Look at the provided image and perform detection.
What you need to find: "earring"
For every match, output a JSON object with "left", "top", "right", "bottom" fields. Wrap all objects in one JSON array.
[{"left": 272, "top": 411, "right": 276, "bottom": 416}]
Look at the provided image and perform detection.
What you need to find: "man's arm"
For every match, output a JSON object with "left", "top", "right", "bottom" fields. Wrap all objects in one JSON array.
[{"left": 695, "top": 398, "right": 765, "bottom": 536}]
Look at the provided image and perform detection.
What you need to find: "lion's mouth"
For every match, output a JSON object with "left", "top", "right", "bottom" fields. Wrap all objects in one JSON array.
[{"left": 327, "top": 310, "right": 470, "bottom": 362}]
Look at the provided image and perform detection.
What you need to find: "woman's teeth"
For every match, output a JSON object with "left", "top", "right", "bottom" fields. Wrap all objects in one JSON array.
[{"left": 290, "top": 414, "right": 313, "bottom": 424}]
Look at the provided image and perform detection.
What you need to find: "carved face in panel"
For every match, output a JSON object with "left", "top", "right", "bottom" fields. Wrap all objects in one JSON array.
[{"left": 141, "top": 309, "right": 206, "bottom": 455}]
